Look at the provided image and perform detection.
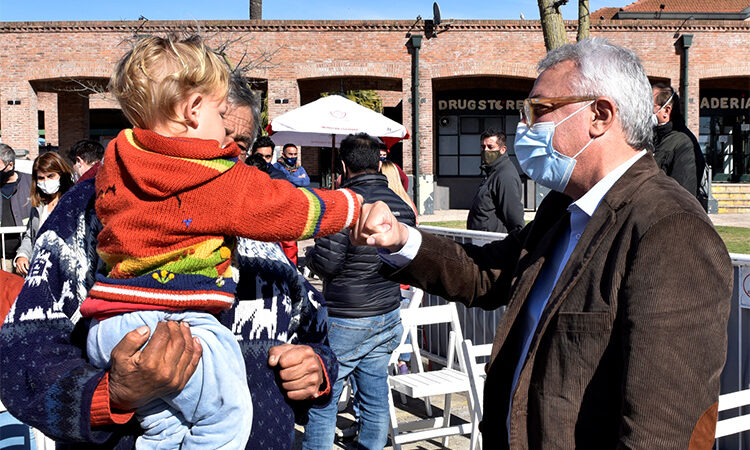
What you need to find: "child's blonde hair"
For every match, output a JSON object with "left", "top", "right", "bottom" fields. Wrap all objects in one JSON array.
[{"left": 109, "top": 35, "right": 229, "bottom": 129}]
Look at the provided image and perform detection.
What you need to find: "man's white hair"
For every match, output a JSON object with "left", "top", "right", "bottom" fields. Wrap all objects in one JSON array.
[{"left": 538, "top": 37, "right": 653, "bottom": 151}]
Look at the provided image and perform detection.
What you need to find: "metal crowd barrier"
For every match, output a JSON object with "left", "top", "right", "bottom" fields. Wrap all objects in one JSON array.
[
  {"left": 417, "top": 225, "right": 750, "bottom": 448},
  {"left": 0, "top": 226, "right": 25, "bottom": 270}
]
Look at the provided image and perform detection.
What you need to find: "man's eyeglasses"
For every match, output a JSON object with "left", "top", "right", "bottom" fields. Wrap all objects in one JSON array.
[{"left": 521, "top": 96, "right": 597, "bottom": 126}]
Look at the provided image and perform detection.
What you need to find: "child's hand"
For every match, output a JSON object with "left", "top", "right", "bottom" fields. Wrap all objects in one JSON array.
[{"left": 268, "top": 344, "right": 325, "bottom": 401}]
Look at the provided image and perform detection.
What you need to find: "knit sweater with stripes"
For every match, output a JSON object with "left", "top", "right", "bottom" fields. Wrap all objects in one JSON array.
[{"left": 84, "top": 128, "right": 359, "bottom": 316}]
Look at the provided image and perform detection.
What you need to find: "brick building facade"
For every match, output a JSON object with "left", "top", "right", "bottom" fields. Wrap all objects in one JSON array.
[{"left": 0, "top": 15, "right": 748, "bottom": 212}]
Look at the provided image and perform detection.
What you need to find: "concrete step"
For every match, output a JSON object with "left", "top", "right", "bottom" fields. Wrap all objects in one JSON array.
[
  {"left": 713, "top": 193, "right": 750, "bottom": 200},
  {"left": 716, "top": 200, "right": 750, "bottom": 207},
  {"left": 718, "top": 205, "right": 750, "bottom": 214},
  {"left": 712, "top": 183, "right": 750, "bottom": 194}
]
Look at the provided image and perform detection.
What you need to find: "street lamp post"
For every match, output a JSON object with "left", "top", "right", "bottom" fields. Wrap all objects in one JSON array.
[{"left": 409, "top": 34, "right": 422, "bottom": 213}]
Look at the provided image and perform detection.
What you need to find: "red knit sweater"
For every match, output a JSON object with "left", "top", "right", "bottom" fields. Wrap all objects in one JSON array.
[{"left": 84, "top": 128, "right": 359, "bottom": 314}]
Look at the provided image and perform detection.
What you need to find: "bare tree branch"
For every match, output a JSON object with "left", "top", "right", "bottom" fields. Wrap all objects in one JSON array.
[{"left": 577, "top": 0, "right": 590, "bottom": 41}]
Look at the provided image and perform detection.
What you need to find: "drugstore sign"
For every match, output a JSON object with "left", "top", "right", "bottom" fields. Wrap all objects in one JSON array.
[{"left": 437, "top": 90, "right": 526, "bottom": 115}]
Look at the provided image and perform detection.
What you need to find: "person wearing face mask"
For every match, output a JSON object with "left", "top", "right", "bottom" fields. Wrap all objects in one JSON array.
[
  {"left": 14, "top": 151, "right": 74, "bottom": 276},
  {"left": 466, "top": 129, "right": 525, "bottom": 233},
  {"left": 273, "top": 143, "right": 310, "bottom": 187},
  {"left": 350, "top": 38, "right": 731, "bottom": 448},
  {"left": 67, "top": 139, "right": 104, "bottom": 184},
  {"left": 651, "top": 83, "right": 706, "bottom": 201},
  {"left": 0, "top": 144, "right": 32, "bottom": 272}
]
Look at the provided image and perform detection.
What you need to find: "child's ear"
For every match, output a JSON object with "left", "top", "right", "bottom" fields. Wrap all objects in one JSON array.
[{"left": 181, "top": 92, "right": 203, "bottom": 130}]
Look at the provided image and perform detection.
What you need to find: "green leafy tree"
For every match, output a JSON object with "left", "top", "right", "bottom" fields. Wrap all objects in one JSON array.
[{"left": 321, "top": 90, "right": 383, "bottom": 113}]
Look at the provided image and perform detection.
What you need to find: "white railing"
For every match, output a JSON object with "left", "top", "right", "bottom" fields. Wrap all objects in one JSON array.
[{"left": 0, "top": 226, "right": 25, "bottom": 269}]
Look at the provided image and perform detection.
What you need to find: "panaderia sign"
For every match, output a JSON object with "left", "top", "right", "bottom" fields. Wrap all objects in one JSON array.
[{"left": 700, "top": 95, "right": 750, "bottom": 114}]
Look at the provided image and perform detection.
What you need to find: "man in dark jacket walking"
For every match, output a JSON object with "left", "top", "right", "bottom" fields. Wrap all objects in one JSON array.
[
  {"left": 467, "top": 129, "right": 525, "bottom": 233},
  {"left": 303, "top": 133, "right": 416, "bottom": 450},
  {"left": 0, "top": 144, "right": 32, "bottom": 271},
  {"left": 652, "top": 83, "right": 706, "bottom": 200}
]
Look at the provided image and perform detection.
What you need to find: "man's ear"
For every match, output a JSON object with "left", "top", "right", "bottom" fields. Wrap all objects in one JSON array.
[
  {"left": 499, "top": 145, "right": 508, "bottom": 155},
  {"left": 341, "top": 160, "right": 348, "bottom": 178},
  {"left": 181, "top": 92, "right": 203, "bottom": 130},
  {"left": 75, "top": 156, "right": 85, "bottom": 167},
  {"left": 662, "top": 103, "right": 672, "bottom": 122},
  {"left": 378, "top": 160, "right": 382, "bottom": 172},
  {"left": 590, "top": 97, "right": 616, "bottom": 138}
]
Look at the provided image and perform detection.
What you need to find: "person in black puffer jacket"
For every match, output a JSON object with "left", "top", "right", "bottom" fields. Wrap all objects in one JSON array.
[
  {"left": 652, "top": 83, "right": 706, "bottom": 201},
  {"left": 303, "top": 133, "right": 416, "bottom": 450}
]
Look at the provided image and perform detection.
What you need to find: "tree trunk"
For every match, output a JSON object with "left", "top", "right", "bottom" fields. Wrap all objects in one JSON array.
[
  {"left": 537, "top": 0, "right": 569, "bottom": 50},
  {"left": 577, "top": 0, "right": 590, "bottom": 41},
  {"left": 249, "top": 0, "right": 262, "bottom": 20}
]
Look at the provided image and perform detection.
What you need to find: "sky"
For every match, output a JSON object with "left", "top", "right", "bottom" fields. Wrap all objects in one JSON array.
[{"left": 0, "top": 0, "right": 630, "bottom": 22}]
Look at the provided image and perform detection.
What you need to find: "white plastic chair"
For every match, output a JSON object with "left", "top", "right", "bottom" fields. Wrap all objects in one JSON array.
[
  {"left": 460, "top": 339, "right": 493, "bottom": 450},
  {"left": 387, "top": 302, "right": 473, "bottom": 450},
  {"left": 716, "top": 388, "right": 750, "bottom": 438}
]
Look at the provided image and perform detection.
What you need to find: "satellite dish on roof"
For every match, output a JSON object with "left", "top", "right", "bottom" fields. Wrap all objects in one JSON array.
[{"left": 433, "top": 2, "right": 442, "bottom": 26}]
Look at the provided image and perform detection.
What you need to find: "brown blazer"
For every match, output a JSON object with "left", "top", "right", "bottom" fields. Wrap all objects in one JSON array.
[{"left": 384, "top": 154, "right": 732, "bottom": 449}]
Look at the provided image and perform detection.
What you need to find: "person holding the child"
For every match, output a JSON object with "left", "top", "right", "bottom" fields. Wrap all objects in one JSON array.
[{"left": 0, "top": 35, "right": 361, "bottom": 450}]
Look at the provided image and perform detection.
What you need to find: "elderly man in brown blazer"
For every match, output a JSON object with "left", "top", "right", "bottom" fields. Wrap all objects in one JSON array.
[{"left": 352, "top": 38, "right": 732, "bottom": 450}]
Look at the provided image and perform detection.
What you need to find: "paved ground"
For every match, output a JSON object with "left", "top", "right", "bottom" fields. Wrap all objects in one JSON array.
[{"left": 292, "top": 384, "right": 474, "bottom": 449}]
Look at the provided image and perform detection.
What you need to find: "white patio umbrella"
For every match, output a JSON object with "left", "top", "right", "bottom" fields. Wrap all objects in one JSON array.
[{"left": 266, "top": 95, "right": 409, "bottom": 150}]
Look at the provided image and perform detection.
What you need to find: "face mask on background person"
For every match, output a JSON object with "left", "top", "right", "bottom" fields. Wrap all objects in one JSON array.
[
  {"left": 514, "top": 101, "right": 595, "bottom": 193},
  {"left": 481, "top": 150, "right": 500, "bottom": 166},
  {"left": 38, "top": 178, "right": 60, "bottom": 195},
  {"left": 651, "top": 91, "right": 675, "bottom": 127},
  {"left": 285, "top": 157, "right": 297, "bottom": 166},
  {"left": 0, "top": 163, "right": 13, "bottom": 184}
]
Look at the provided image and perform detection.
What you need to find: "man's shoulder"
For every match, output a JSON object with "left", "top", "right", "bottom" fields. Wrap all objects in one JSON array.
[
  {"left": 660, "top": 127, "right": 693, "bottom": 149},
  {"left": 16, "top": 171, "right": 32, "bottom": 190},
  {"left": 616, "top": 164, "right": 710, "bottom": 233},
  {"left": 349, "top": 175, "right": 416, "bottom": 224},
  {"left": 492, "top": 157, "right": 521, "bottom": 181}
]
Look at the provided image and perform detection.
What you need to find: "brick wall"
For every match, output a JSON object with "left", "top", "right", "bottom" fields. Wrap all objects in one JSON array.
[{"left": 0, "top": 19, "right": 747, "bottom": 175}]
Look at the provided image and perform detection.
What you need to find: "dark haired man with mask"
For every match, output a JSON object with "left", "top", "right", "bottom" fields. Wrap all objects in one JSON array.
[
  {"left": 250, "top": 135, "right": 288, "bottom": 180},
  {"left": 652, "top": 83, "right": 705, "bottom": 200},
  {"left": 467, "top": 129, "right": 525, "bottom": 233},
  {"left": 0, "top": 144, "right": 31, "bottom": 271},
  {"left": 303, "top": 133, "right": 415, "bottom": 450},
  {"left": 67, "top": 139, "right": 105, "bottom": 183},
  {"left": 274, "top": 143, "right": 310, "bottom": 187}
]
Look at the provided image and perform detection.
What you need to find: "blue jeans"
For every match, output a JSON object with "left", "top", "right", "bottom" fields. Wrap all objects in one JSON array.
[{"left": 303, "top": 308, "right": 402, "bottom": 450}]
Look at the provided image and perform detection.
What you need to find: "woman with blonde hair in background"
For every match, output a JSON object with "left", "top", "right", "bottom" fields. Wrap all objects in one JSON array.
[
  {"left": 14, "top": 152, "right": 74, "bottom": 275},
  {"left": 381, "top": 158, "right": 418, "bottom": 373},
  {"left": 381, "top": 160, "right": 416, "bottom": 217}
]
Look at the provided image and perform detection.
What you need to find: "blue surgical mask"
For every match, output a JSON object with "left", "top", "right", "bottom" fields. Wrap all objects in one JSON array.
[{"left": 513, "top": 101, "right": 594, "bottom": 193}]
